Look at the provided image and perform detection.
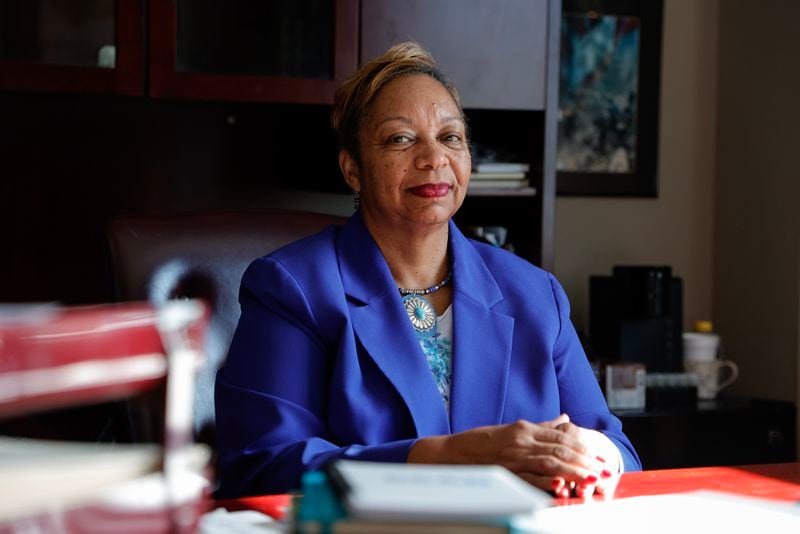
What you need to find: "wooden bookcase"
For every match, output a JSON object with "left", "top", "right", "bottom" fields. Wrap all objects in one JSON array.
[{"left": 0, "top": 0, "right": 561, "bottom": 305}]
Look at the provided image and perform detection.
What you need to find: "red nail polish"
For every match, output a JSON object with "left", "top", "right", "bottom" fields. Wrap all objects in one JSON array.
[
  {"left": 552, "top": 478, "right": 562, "bottom": 489},
  {"left": 601, "top": 469, "right": 613, "bottom": 478},
  {"left": 584, "top": 474, "right": 598, "bottom": 484},
  {"left": 559, "top": 487, "right": 571, "bottom": 498},
  {"left": 596, "top": 455, "right": 606, "bottom": 463}
]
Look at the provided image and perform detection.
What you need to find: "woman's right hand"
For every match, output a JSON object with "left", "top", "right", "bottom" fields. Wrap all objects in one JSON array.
[{"left": 407, "top": 415, "right": 608, "bottom": 497}]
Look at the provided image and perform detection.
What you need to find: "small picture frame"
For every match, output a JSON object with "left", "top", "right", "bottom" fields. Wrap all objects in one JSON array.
[{"left": 557, "top": 0, "right": 664, "bottom": 197}]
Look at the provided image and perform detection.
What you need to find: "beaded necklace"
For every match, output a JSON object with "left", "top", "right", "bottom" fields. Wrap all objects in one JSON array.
[{"left": 398, "top": 271, "right": 453, "bottom": 296}]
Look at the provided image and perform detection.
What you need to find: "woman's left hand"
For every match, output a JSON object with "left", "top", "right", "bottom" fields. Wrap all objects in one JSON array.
[{"left": 541, "top": 416, "right": 622, "bottom": 499}]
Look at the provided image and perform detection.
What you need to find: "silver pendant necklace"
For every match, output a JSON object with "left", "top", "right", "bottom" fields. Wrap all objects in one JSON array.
[{"left": 398, "top": 271, "right": 452, "bottom": 334}]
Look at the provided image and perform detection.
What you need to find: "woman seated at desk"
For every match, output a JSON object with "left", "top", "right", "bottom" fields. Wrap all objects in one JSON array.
[{"left": 215, "top": 42, "right": 641, "bottom": 500}]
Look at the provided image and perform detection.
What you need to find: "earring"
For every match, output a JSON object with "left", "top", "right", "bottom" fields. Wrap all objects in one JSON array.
[{"left": 353, "top": 191, "right": 360, "bottom": 210}]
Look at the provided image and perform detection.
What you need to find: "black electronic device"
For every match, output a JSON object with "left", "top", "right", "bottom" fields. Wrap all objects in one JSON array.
[{"left": 589, "top": 266, "right": 683, "bottom": 373}]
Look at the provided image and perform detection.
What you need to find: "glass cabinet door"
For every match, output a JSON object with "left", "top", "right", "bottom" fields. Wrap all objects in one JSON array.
[
  {"left": 0, "top": 0, "right": 145, "bottom": 95},
  {"left": 149, "top": 0, "right": 358, "bottom": 104}
]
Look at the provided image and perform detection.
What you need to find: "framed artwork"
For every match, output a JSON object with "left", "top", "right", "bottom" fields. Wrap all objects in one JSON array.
[{"left": 556, "top": 0, "right": 663, "bottom": 196}]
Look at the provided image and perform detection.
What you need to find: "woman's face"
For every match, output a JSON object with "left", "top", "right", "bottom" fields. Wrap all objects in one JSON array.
[{"left": 340, "top": 74, "right": 471, "bottom": 232}]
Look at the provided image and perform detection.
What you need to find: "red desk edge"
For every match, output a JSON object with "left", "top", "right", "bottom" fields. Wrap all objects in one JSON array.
[{"left": 217, "top": 462, "right": 800, "bottom": 520}]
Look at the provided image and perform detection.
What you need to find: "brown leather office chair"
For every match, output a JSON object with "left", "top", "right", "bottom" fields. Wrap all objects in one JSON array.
[{"left": 106, "top": 209, "right": 347, "bottom": 447}]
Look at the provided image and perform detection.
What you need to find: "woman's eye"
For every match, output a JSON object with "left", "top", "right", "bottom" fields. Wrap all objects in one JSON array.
[
  {"left": 389, "top": 134, "right": 412, "bottom": 144},
  {"left": 441, "top": 134, "right": 464, "bottom": 145}
]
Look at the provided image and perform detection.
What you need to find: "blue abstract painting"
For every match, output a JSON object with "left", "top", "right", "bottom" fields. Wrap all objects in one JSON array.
[{"left": 558, "top": 14, "right": 641, "bottom": 174}]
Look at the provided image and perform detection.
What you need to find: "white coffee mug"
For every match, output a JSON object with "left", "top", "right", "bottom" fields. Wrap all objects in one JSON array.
[
  {"left": 684, "top": 359, "right": 739, "bottom": 400},
  {"left": 682, "top": 332, "right": 720, "bottom": 362}
]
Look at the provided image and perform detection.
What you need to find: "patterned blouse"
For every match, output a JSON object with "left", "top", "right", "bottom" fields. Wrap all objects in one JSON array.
[{"left": 413, "top": 305, "right": 453, "bottom": 410}]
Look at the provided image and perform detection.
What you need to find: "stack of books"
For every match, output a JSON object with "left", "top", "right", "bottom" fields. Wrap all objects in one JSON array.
[
  {"left": 294, "top": 460, "right": 551, "bottom": 533},
  {"left": 469, "top": 162, "right": 530, "bottom": 191}
]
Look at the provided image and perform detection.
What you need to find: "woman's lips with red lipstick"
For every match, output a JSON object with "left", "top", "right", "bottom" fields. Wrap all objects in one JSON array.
[{"left": 408, "top": 183, "right": 451, "bottom": 197}]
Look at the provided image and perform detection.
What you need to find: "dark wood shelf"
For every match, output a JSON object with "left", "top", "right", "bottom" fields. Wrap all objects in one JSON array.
[{"left": 615, "top": 397, "right": 797, "bottom": 469}]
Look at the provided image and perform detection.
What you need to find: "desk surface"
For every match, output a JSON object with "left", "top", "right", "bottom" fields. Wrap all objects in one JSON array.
[
  {"left": 595, "top": 462, "right": 800, "bottom": 503},
  {"left": 220, "top": 462, "right": 800, "bottom": 520}
]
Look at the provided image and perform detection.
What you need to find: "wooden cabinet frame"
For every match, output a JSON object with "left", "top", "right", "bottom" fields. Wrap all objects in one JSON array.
[
  {"left": 0, "top": 0, "right": 145, "bottom": 96},
  {"left": 147, "top": 0, "right": 359, "bottom": 104}
]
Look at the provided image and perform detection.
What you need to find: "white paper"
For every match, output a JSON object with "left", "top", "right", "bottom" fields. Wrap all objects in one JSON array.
[{"left": 519, "top": 491, "right": 800, "bottom": 533}]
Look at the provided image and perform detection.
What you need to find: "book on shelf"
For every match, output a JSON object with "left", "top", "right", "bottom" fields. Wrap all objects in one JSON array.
[
  {"left": 470, "top": 172, "right": 527, "bottom": 180},
  {"left": 469, "top": 178, "right": 530, "bottom": 189},
  {"left": 470, "top": 169, "right": 530, "bottom": 190},
  {"left": 295, "top": 460, "right": 551, "bottom": 533},
  {"left": 474, "top": 162, "right": 530, "bottom": 174}
]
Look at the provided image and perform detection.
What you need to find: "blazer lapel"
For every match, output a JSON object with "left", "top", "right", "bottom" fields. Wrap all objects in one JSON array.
[
  {"left": 337, "top": 213, "right": 450, "bottom": 436},
  {"left": 448, "top": 222, "right": 514, "bottom": 433}
]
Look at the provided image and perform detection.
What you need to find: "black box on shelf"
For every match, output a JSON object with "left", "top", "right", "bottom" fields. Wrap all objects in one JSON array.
[
  {"left": 646, "top": 386, "right": 697, "bottom": 408},
  {"left": 589, "top": 266, "right": 683, "bottom": 373}
]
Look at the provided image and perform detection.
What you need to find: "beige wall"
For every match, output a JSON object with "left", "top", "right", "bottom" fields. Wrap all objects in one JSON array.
[
  {"left": 553, "top": 0, "right": 799, "bottom": 443},
  {"left": 554, "top": 0, "right": 720, "bottom": 336},
  {"left": 713, "top": 0, "right": 800, "bottom": 406}
]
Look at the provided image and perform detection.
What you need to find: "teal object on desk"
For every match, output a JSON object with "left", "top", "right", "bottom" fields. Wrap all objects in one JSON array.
[{"left": 294, "top": 471, "right": 346, "bottom": 533}]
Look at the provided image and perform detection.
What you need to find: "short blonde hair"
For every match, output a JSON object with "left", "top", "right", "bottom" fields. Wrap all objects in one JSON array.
[{"left": 331, "top": 41, "right": 464, "bottom": 164}]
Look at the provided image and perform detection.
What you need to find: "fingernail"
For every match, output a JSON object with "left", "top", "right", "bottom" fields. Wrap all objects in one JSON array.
[
  {"left": 551, "top": 478, "right": 562, "bottom": 489},
  {"left": 559, "top": 487, "right": 571, "bottom": 498},
  {"left": 596, "top": 455, "right": 606, "bottom": 463},
  {"left": 601, "top": 469, "right": 613, "bottom": 478},
  {"left": 584, "top": 474, "right": 598, "bottom": 484}
]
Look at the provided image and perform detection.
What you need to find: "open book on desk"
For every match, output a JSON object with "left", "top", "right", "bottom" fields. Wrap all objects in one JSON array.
[
  {"left": 0, "top": 436, "right": 210, "bottom": 524},
  {"left": 0, "top": 301, "right": 212, "bottom": 533}
]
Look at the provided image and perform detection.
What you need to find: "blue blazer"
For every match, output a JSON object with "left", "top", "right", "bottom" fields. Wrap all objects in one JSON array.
[{"left": 215, "top": 212, "right": 641, "bottom": 497}]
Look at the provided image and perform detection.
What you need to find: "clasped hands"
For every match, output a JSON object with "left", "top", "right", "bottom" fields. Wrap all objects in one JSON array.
[{"left": 408, "top": 414, "right": 620, "bottom": 499}]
